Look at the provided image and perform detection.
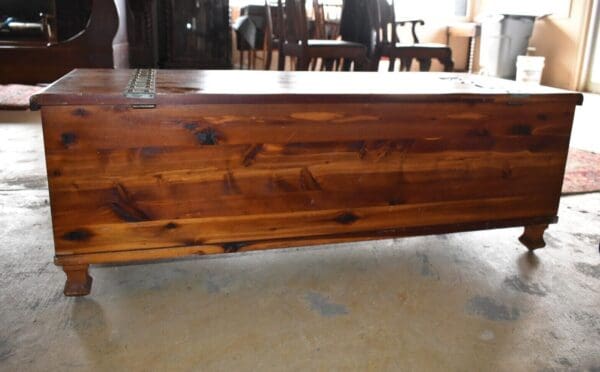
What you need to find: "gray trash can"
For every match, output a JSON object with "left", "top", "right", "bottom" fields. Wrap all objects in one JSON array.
[{"left": 479, "top": 14, "right": 537, "bottom": 79}]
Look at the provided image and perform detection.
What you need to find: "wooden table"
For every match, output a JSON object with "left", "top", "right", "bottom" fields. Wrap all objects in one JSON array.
[{"left": 31, "top": 69, "right": 582, "bottom": 296}]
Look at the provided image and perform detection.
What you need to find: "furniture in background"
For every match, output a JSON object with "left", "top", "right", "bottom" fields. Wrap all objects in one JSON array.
[
  {"left": 126, "top": 0, "right": 231, "bottom": 69},
  {"left": 312, "top": 0, "right": 341, "bottom": 40},
  {"left": 0, "top": 0, "right": 128, "bottom": 84},
  {"left": 163, "top": 0, "right": 231, "bottom": 69},
  {"left": 446, "top": 22, "right": 481, "bottom": 73},
  {"left": 125, "top": 0, "right": 160, "bottom": 68},
  {"left": 0, "top": 0, "right": 94, "bottom": 45},
  {"left": 278, "top": 0, "right": 367, "bottom": 70},
  {"left": 0, "top": 1, "right": 56, "bottom": 44},
  {"left": 233, "top": 4, "right": 272, "bottom": 69},
  {"left": 264, "top": 1, "right": 285, "bottom": 70},
  {"left": 31, "top": 68, "right": 582, "bottom": 296},
  {"left": 370, "top": 0, "right": 454, "bottom": 72}
]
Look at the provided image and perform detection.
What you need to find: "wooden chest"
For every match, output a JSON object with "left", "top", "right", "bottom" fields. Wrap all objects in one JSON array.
[{"left": 31, "top": 69, "right": 583, "bottom": 296}]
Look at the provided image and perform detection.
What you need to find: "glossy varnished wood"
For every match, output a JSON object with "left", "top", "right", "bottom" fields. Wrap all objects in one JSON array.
[{"left": 32, "top": 69, "right": 583, "bottom": 295}]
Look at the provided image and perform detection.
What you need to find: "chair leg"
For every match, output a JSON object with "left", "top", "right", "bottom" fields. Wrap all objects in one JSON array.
[
  {"left": 277, "top": 51, "right": 285, "bottom": 71},
  {"left": 439, "top": 57, "right": 454, "bottom": 72},
  {"left": 388, "top": 57, "right": 396, "bottom": 71},
  {"left": 323, "top": 58, "right": 335, "bottom": 71},
  {"left": 297, "top": 56, "right": 310, "bottom": 71},
  {"left": 418, "top": 57, "right": 432, "bottom": 72},
  {"left": 400, "top": 57, "right": 412, "bottom": 71},
  {"left": 264, "top": 44, "right": 272, "bottom": 70}
]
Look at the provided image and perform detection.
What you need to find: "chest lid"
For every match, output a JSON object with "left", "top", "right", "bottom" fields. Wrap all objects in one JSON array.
[{"left": 30, "top": 68, "right": 583, "bottom": 109}]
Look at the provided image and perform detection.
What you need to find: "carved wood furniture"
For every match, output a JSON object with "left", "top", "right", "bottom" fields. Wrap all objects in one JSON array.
[
  {"left": 370, "top": 0, "right": 454, "bottom": 72},
  {"left": 126, "top": 0, "right": 231, "bottom": 69},
  {"left": 264, "top": 0, "right": 285, "bottom": 70},
  {"left": 31, "top": 69, "right": 582, "bottom": 296},
  {"left": 234, "top": 4, "right": 272, "bottom": 70},
  {"left": 312, "top": 0, "right": 341, "bottom": 40},
  {"left": 278, "top": 0, "right": 367, "bottom": 70},
  {"left": 161, "top": 0, "right": 231, "bottom": 69},
  {"left": 0, "top": 0, "right": 128, "bottom": 84}
]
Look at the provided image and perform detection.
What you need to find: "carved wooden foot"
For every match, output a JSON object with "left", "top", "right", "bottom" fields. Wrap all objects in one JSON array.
[
  {"left": 519, "top": 224, "right": 549, "bottom": 251},
  {"left": 62, "top": 264, "right": 93, "bottom": 296}
]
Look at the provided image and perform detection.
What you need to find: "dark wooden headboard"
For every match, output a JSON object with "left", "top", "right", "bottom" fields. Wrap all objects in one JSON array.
[{"left": 0, "top": 0, "right": 128, "bottom": 84}]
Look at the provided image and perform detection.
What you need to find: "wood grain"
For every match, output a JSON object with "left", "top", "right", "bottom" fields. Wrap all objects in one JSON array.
[
  {"left": 40, "top": 100, "right": 576, "bottom": 254},
  {"left": 34, "top": 69, "right": 582, "bottom": 295}
]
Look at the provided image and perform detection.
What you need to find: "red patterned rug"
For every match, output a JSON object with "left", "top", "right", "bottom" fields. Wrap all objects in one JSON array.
[
  {"left": 562, "top": 148, "right": 600, "bottom": 195},
  {"left": 0, "top": 84, "right": 44, "bottom": 110}
]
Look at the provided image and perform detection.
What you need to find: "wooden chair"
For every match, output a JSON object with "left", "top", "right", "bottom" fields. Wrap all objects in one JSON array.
[
  {"left": 277, "top": 0, "right": 367, "bottom": 71},
  {"left": 312, "top": 0, "right": 341, "bottom": 40},
  {"left": 264, "top": 0, "right": 285, "bottom": 70},
  {"left": 370, "top": 0, "right": 454, "bottom": 72}
]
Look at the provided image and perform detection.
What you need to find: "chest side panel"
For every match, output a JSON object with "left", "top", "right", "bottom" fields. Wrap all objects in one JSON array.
[{"left": 41, "top": 101, "right": 575, "bottom": 255}]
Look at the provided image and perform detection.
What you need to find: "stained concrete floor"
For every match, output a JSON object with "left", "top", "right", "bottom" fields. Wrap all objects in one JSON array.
[{"left": 1, "top": 105, "right": 599, "bottom": 371}]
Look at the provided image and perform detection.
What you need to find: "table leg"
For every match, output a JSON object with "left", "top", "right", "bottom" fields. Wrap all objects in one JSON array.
[
  {"left": 62, "top": 264, "right": 93, "bottom": 296},
  {"left": 519, "top": 224, "right": 549, "bottom": 251}
]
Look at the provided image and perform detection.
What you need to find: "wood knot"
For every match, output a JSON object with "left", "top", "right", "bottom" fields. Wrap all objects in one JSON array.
[
  {"left": 164, "top": 222, "right": 179, "bottom": 230},
  {"left": 196, "top": 127, "right": 219, "bottom": 145},
  {"left": 72, "top": 108, "right": 90, "bottom": 117},
  {"left": 502, "top": 167, "right": 513, "bottom": 179},
  {"left": 62, "top": 229, "right": 93, "bottom": 241},
  {"left": 222, "top": 242, "right": 247, "bottom": 253},
  {"left": 61, "top": 132, "right": 77, "bottom": 147},
  {"left": 511, "top": 124, "right": 532, "bottom": 136},
  {"left": 334, "top": 212, "right": 359, "bottom": 225}
]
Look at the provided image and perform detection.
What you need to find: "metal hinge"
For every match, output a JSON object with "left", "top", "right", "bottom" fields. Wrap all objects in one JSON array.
[{"left": 124, "top": 69, "right": 156, "bottom": 99}]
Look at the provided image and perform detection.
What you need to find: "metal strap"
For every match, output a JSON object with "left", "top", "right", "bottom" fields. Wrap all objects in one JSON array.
[{"left": 124, "top": 69, "right": 156, "bottom": 99}]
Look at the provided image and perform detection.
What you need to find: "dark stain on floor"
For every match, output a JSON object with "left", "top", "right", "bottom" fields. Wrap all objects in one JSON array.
[
  {"left": 573, "top": 233, "right": 600, "bottom": 247},
  {"left": 503, "top": 275, "right": 547, "bottom": 297},
  {"left": 1, "top": 176, "right": 48, "bottom": 190},
  {"left": 23, "top": 199, "right": 49, "bottom": 210},
  {"left": 305, "top": 292, "right": 348, "bottom": 317},
  {"left": 415, "top": 253, "right": 440, "bottom": 280},
  {"left": 203, "top": 275, "right": 222, "bottom": 294},
  {"left": 466, "top": 296, "right": 520, "bottom": 321},
  {"left": 574, "top": 262, "right": 600, "bottom": 280},
  {"left": 0, "top": 336, "right": 14, "bottom": 362},
  {"left": 569, "top": 311, "right": 600, "bottom": 336},
  {"left": 556, "top": 357, "right": 573, "bottom": 367}
]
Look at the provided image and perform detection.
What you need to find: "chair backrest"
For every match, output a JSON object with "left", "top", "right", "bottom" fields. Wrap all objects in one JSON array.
[
  {"left": 313, "top": 0, "right": 326, "bottom": 39},
  {"left": 368, "top": 0, "right": 397, "bottom": 45},
  {"left": 280, "top": 0, "right": 309, "bottom": 46},
  {"left": 265, "top": 0, "right": 282, "bottom": 41}
]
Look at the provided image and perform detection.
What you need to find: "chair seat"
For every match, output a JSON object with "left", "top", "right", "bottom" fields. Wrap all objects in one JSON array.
[
  {"left": 394, "top": 42, "right": 450, "bottom": 49},
  {"left": 307, "top": 39, "right": 365, "bottom": 48}
]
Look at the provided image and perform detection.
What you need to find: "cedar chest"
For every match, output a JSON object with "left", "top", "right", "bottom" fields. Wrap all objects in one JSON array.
[{"left": 31, "top": 69, "right": 583, "bottom": 296}]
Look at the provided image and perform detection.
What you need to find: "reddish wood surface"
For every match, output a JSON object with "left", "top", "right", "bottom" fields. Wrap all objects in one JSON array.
[
  {"left": 31, "top": 69, "right": 583, "bottom": 108},
  {"left": 33, "top": 69, "right": 582, "bottom": 295}
]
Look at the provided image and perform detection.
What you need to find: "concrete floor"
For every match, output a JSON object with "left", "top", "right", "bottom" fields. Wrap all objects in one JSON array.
[{"left": 0, "top": 100, "right": 599, "bottom": 371}]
